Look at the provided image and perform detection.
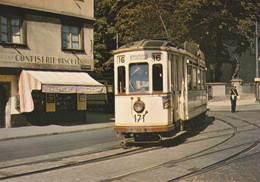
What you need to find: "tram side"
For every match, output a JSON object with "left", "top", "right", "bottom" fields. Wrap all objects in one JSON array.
[
  {"left": 166, "top": 49, "right": 207, "bottom": 125},
  {"left": 185, "top": 52, "right": 207, "bottom": 121}
]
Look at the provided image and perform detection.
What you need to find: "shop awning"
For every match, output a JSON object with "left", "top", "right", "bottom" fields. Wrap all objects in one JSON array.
[{"left": 18, "top": 70, "right": 106, "bottom": 113}]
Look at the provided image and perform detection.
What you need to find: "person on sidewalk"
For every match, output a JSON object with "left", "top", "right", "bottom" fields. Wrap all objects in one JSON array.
[{"left": 230, "top": 85, "right": 239, "bottom": 113}]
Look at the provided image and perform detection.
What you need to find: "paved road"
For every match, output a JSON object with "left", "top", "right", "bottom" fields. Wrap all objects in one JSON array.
[
  {"left": 182, "top": 144, "right": 260, "bottom": 182},
  {"left": 0, "top": 110, "right": 259, "bottom": 181},
  {"left": 181, "top": 110, "right": 260, "bottom": 182},
  {"left": 0, "top": 127, "right": 119, "bottom": 162}
]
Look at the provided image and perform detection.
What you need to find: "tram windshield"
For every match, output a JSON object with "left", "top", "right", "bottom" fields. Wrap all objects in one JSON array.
[{"left": 129, "top": 63, "right": 149, "bottom": 93}]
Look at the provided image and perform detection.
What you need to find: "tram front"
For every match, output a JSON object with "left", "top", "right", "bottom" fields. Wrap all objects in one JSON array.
[{"left": 113, "top": 40, "right": 175, "bottom": 142}]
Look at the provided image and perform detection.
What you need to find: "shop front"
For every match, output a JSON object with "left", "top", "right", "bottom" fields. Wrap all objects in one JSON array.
[
  {"left": 17, "top": 70, "right": 106, "bottom": 125},
  {"left": 1, "top": 0, "right": 97, "bottom": 127}
]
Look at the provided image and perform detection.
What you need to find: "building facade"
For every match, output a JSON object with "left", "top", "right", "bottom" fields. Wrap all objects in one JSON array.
[{"left": 0, "top": 0, "right": 105, "bottom": 127}]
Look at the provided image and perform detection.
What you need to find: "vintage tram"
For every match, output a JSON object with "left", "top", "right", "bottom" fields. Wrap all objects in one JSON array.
[{"left": 113, "top": 39, "right": 207, "bottom": 147}]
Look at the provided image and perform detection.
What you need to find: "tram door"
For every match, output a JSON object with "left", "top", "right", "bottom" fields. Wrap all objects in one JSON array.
[
  {"left": 170, "top": 54, "right": 178, "bottom": 121},
  {"left": 171, "top": 55, "right": 185, "bottom": 122},
  {"left": 0, "top": 83, "right": 10, "bottom": 128}
]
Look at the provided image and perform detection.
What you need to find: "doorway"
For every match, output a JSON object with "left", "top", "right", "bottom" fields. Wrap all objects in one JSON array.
[{"left": 0, "top": 82, "right": 10, "bottom": 128}]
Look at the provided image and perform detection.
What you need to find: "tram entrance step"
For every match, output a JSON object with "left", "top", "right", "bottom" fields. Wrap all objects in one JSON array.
[{"left": 161, "top": 131, "right": 187, "bottom": 140}]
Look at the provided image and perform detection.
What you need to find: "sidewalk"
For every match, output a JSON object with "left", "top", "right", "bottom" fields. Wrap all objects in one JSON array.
[
  {"left": 207, "top": 98, "right": 260, "bottom": 111},
  {"left": 0, "top": 99, "right": 259, "bottom": 141},
  {"left": 0, "top": 122, "right": 114, "bottom": 141},
  {"left": 0, "top": 112, "right": 115, "bottom": 141}
]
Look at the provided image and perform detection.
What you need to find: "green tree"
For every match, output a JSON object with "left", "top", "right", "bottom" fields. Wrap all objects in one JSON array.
[
  {"left": 173, "top": 0, "right": 259, "bottom": 81},
  {"left": 114, "top": 0, "right": 185, "bottom": 45},
  {"left": 94, "top": 0, "right": 118, "bottom": 72},
  {"left": 94, "top": 0, "right": 259, "bottom": 81}
]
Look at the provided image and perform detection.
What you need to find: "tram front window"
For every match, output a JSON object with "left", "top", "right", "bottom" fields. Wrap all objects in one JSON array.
[{"left": 129, "top": 63, "right": 149, "bottom": 93}]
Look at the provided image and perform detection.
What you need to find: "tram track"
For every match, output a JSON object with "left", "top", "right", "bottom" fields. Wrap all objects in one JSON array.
[
  {"left": 0, "top": 124, "right": 236, "bottom": 178},
  {"left": 0, "top": 144, "right": 120, "bottom": 170},
  {"left": 102, "top": 118, "right": 238, "bottom": 181},
  {"left": 0, "top": 116, "right": 258, "bottom": 181},
  {"left": 0, "top": 144, "right": 163, "bottom": 180},
  {"left": 105, "top": 116, "right": 259, "bottom": 181},
  {"left": 168, "top": 140, "right": 260, "bottom": 182},
  {"left": 220, "top": 114, "right": 260, "bottom": 129},
  {"left": 166, "top": 115, "right": 260, "bottom": 182}
]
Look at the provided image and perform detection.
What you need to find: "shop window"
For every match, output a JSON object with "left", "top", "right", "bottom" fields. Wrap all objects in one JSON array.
[
  {"left": 62, "top": 25, "right": 82, "bottom": 50},
  {"left": 153, "top": 64, "right": 163, "bottom": 91},
  {"left": 32, "top": 91, "right": 46, "bottom": 110},
  {"left": 0, "top": 16, "right": 25, "bottom": 44},
  {"left": 56, "top": 94, "right": 76, "bottom": 110},
  {"left": 118, "top": 66, "right": 125, "bottom": 93}
]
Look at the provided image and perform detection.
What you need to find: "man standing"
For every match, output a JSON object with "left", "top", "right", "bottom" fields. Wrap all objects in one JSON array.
[{"left": 230, "top": 85, "right": 239, "bottom": 113}]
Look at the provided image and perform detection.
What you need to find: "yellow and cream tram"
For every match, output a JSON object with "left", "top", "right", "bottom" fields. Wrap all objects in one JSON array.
[{"left": 113, "top": 39, "right": 207, "bottom": 147}]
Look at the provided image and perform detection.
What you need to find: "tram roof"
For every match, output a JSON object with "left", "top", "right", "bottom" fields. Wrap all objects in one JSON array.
[
  {"left": 113, "top": 39, "right": 205, "bottom": 63},
  {"left": 117, "top": 39, "right": 175, "bottom": 50}
]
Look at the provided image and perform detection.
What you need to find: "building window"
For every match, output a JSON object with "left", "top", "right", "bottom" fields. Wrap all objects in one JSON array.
[
  {"left": 0, "top": 16, "right": 24, "bottom": 44},
  {"left": 62, "top": 25, "right": 82, "bottom": 50}
]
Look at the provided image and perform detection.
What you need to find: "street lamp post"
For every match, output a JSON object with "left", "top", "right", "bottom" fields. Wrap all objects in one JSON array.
[
  {"left": 256, "top": 21, "right": 259, "bottom": 78},
  {"left": 255, "top": 21, "right": 260, "bottom": 101}
]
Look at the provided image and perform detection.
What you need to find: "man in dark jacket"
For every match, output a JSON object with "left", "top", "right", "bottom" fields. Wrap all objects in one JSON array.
[{"left": 230, "top": 85, "right": 239, "bottom": 113}]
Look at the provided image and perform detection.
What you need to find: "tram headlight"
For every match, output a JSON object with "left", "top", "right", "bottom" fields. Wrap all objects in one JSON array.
[{"left": 133, "top": 100, "right": 145, "bottom": 113}]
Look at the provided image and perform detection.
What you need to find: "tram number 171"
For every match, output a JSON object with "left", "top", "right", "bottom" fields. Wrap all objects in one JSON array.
[{"left": 134, "top": 114, "right": 145, "bottom": 123}]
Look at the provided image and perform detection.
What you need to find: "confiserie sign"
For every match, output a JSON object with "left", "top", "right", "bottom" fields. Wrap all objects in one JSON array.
[{"left": 0, "top": 52, "right": 92, "bottom": 70}]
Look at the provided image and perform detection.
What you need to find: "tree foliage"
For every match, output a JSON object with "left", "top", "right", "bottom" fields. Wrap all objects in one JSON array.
[{"left": 94, "top": 0, "right": 259, "bottom": 81}]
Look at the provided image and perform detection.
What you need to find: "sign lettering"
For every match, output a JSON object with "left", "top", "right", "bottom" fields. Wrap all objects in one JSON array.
[
  {"left": 42, "top": 85, "right": 106, "bottom": 94},
  {"left": 14, "top": 55, "right": 83, "bottom": 65},
  {"left": 0, "top": 53, "right": 91, "bottom": 70},
  {"left": 134, "top": 114, "right": 145, "bottom": 123},
  {"left": 117, "top": 55, "right": 125, "bottom": 64}
]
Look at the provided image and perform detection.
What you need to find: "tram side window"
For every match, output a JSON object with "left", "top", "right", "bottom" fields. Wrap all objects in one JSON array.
[
  {"left": 118, "top": 66, "right": 125, "bottom": 93},
  {"left": 175, "top": 56, "right": 179, "bottom": 91},
  {"left": 201, "top": 70, "right": 205, "bottom": 89},
  {"left": 187, "top": 66, "right": 192, "bottom": 90},
  {"left": 153, "top": 64, "right": 163, "bottom": 91},
  {"left": 192, "top": 67, "right": 197, "bottom": 90},
  {"left": 197, "top": 69, "right": 201, "bottom": 90}
]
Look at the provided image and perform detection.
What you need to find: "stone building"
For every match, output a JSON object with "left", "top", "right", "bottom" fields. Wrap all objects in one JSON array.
[{"left": 0, "top": 0, "right": 106, "bottom": 127}]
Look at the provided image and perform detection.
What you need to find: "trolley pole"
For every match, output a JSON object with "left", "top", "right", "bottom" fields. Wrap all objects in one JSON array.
[{"left": 116, "top": 33, "right": 119, "bottom": 50}]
